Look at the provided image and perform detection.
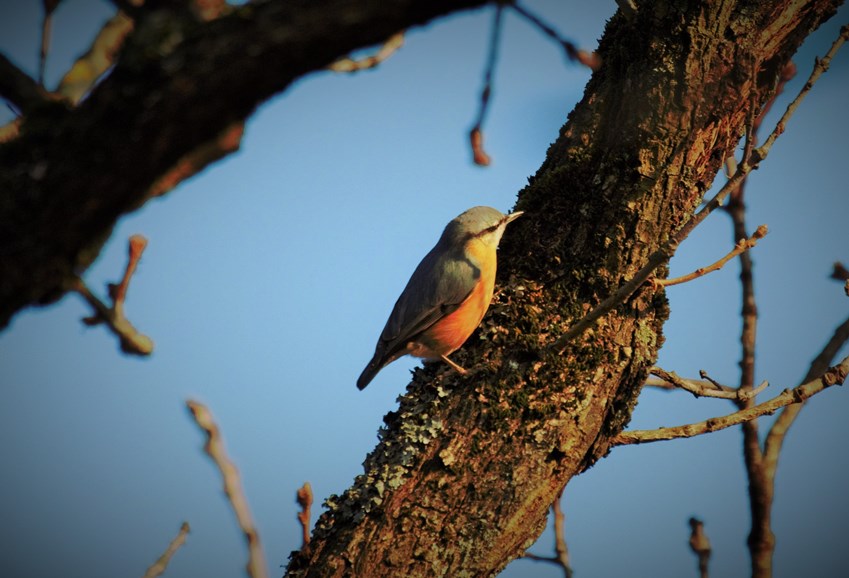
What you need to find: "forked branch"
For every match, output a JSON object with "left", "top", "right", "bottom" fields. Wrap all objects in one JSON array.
[
  {"left": 72, "top": 234, "right": 154, "bottom": 355},
  {"left": 613, "top": 355, "right": 849, "bottom": 446}
]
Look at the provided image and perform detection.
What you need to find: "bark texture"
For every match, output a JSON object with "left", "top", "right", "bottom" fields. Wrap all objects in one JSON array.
[
  {"left": 285, "top": 1, "right": 841, "bottom": 576},
  {"left": 0, "top": 0, "right": 841, "bottom": 577}
]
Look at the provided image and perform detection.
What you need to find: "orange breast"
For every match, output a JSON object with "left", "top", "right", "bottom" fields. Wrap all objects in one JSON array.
[{"left": 414, "top": 240, "right": 496, "bottom": 358}]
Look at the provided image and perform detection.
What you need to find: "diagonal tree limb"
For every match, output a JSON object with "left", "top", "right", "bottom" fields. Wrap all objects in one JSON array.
[
  {"left": 0, "top": 0, "right": 490, "bottom": 330},
  {"left": 762, "top": 314, "right": 849, "bottom": 475}
]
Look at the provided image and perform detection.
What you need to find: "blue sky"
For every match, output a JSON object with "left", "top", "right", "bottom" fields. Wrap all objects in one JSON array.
[{"left": 0, "top": 1, "right": 847, "bottom": 577}]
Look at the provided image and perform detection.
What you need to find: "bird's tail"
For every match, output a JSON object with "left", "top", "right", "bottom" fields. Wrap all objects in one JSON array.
[{"left": 356, "top": 359, "right": 381, "bottom": 390}]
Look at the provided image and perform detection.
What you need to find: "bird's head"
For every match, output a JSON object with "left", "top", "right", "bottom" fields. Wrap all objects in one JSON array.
[{"left": 441, "top": 206, "right": 523, "bottom": 248}]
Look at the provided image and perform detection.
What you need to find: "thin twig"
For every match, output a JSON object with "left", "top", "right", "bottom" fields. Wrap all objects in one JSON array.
[
  {"left": 612, "top": 355, "right": 849, "bottom": 446},
  {"left": 510, "top": 2, "right": 600, "bottom": 70},
  {"left": 554, "top": 24, "right": 847, "bottom": 354},
  {"left": 688, "top": 517, "right": 711, "bottom": 578},
  {"left": 296, "top": 482, "right": 313, "bottom": 549},
  {"left": 72, "top": 234, "right": 154, "bottom": 355},
  {"left": 651, "top": 225, "right": 768, "bottom": 289},
  {"left": 187, "top": 401, "right": 269, "bottom": 578},
  {"left": 650, "top": 367, "right": 768, "bottom": 401},
  {"left": 328, "top": 31, "right": 405, "bottom": 73},
  {"left": 39, "top": 0, "right": 61, "bottom": 86},
  {"left": 142, "top": 522, "right": 191, "bottom": 578},
  {"left": 762, "top": 314, "right": 849, "bottom": 476},
  {"left": 468, "top": 4, "right": 504, "bottom": 167},
  {"left": 56, "top": 10, "right": 135, "bottom": 104},
  {"left": 752, "top": 24, "right": 849, "bottom": 164}
]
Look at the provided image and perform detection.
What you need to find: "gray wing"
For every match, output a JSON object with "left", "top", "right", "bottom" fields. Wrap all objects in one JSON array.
[{"left": 357, "top": 245, "right": 479, "bottom": 389}]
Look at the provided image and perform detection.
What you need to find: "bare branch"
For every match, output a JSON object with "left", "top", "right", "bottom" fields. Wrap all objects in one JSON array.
[
  {"left": 688, "top": 517, "right": 711, "bottom": 578},
  {"left": 651, "top": 225, "right": 768, "bottom": 289},
  {"left": 147, "top": 122, "right": 244, "bottom": 198},
  {"left": 612, "top": 355, "right": 849, "bottom": 446},
  {"left": 762, "top": 313, "right": 849, "bottom": 474},
  {"left": 187, "top": 400, "right": 269, "bottom": 578},
  {"left": 56, "top": 11, "right": 134, "bottom": 104},
  {"left": 142, "top": 521, "right": 191, "bottom": 578},
  {"left": 753, "top": 24, "right": 849, "bottom": 164},
  {"left": 650, "top": 367, "right": 768, "bottom": 401},
  {"left": 72, "top": 235, "right": 154, "bottom": 355},
  {"left": 296, "top": 482, "right": 313, "bottom": 549},
  {"left": 328, "top": 31, "right": 405, "bottom": 73},
  {"left": 0, "top": 53, "right": 51, "bottom": 114},
  {"left": 468, "top": 4, "right": 504, "bottom": 167},
  {"left": 510, "top": 2, "right": 600, "bottom": 70}
]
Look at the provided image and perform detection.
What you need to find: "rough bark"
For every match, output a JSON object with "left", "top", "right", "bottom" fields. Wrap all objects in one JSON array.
[
  {"left": 0, "top": 0, "right": 487, "bottom": 328},
  {"left": 0, "top": 0, "right": 841, "bottom": 577},
  {"left": 284, "top": 1, "right": 841, "bottom": 576}
]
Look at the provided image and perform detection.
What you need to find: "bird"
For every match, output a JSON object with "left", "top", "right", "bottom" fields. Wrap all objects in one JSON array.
[{"left": 357, "top": 206, "right": 523, "bottom": 390}]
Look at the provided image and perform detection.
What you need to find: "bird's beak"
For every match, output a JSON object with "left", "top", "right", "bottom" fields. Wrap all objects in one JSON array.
[{"left": 505, "top": 211, "right": 524, "bottom": 224}]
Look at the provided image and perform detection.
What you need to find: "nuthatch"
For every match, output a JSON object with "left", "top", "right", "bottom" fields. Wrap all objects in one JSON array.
[{"left": 357, "top": 206, "right": 522, "bottom": 389}]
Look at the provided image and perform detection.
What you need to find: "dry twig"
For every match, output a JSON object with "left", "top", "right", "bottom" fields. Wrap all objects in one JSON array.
[
  {"left": 510, "top": 2, "right": 600, "bottom": 70},
  {"left": 613, "top": 355, "right": 849, "bottom": 446},
  {"left": 187, "top": 401, "right": 269, "bottom": 578},
  {"left": 296, "top": 482, "right": 313, "bottom": 549},
  {"left": 651, "top": 225, "right": 768, "bottom": 289},
  {"left": 73, "top": 234, "right": 154, "bottom": 355},
  {"left": 650, "top": 367, "right": 768, "bottom": 401},
  {"left": 468, "top": 4, "right": 504, "bottom": 166},
  {"left": 56, "top": 10, "right": 134, "bottom": 104},
  {"left": 688, "top": 517, "right": 711, "bottom": 578},
  {"left": 142, "top": 522, "right": 191, "bottom": 578},
  {"left": 328, "top": 31, "right": 405, "bottom": 73}
]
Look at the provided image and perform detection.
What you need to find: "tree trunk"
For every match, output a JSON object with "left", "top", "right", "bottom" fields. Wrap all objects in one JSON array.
[
  {"left": 286, "top": 1, "right": 841, "bottom": 576},
  {"left": 0, "top": 0, "right": 840, "bottom": 576}
]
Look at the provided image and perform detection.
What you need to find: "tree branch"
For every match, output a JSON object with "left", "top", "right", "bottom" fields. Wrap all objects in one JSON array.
[
  {"left": 187, "top": 400, "right": 268, "bottom": 578},
  {"left": 142, "top": 521, "right": 191, "bottom": 578},
  {"left": 296, "top": 482, "right": 313, "bottom": 550},
  {"left": 72, "top": 234, "right": 154, "bottom": 355},
  {"left": 651, "top": 224, "right": 768, "bottom": 289},
  {"left": 612, "top": 355, "right": 849, "bottom": 447},
  {"left": 688, "top": 517, "right": 712, "bottom": 578},
  {"left": 327, "top": 31, "right": 405, "bottom": 73},
  {"left": 0, "top": 53, "right": 50, "bottom": 115},
  {"left": 56, "top": 10, "right": 135, "bottom": 105},
  {"left": 0, "top": 0, "right": 490, "bottom": 329},
  {"left": 650, "top": 367, "right": 768, "bottom": 401}
]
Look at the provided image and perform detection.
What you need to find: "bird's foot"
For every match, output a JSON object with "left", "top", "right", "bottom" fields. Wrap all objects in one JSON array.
[{"left": 440, "top": 354, "right": 468, "bottom": 375}]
